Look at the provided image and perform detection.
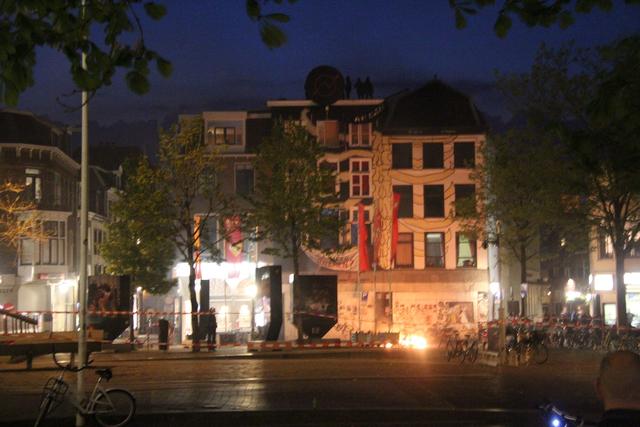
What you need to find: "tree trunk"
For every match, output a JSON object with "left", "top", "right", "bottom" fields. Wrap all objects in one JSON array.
[
  {"left": 520, "top": 242, "right": 527, "bottom": 317},
  {"left": 188, "top": 266, "right": 200, "bottom": 352},
  {"left": 614, "top": 245, "right": 627, "bottom": 328}
]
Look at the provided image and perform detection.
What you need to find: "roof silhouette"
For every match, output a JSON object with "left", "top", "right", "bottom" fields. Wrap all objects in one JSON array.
[{"left": 382, "top": 79, "right": 486, "bottom": 135}]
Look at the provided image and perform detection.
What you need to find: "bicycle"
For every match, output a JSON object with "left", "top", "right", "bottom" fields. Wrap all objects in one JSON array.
[
  {"left": 446, "top": 333, "right": 479, "bottom": 364},
  {"left": 34, "top": 349, "right": 136, "bottom": 427}
]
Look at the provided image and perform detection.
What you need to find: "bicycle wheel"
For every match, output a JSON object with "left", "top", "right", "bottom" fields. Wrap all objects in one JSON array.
[
  {"left": 33, "top": 395, "right": 53, "bottom": 427},
  {"left": 465, "top": 341, "right": 479, "bottom": 364},
  {"left": 533, "top": 343, "right": 549, "bottom": 364},
  {"left": 446, "top": 339, "right": 456, "bottom": 361},
  {"left": 93, "top": 389, "right": 136, "bottom": 427}
]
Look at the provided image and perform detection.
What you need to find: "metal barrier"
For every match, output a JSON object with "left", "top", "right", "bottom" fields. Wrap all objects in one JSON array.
[{"left": 1, "top": 308, "right": 38, "bottom": 335}]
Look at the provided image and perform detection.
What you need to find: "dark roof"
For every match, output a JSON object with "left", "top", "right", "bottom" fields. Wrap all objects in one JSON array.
[
  {"left": 74, "top": 143, "right": 143, "bottom": 170},
  {"left": 381, "top": 80, "right": 487, "bottom": 135},
  {"left": 0, "top": 110, "right": 72, "bottom": 154}
]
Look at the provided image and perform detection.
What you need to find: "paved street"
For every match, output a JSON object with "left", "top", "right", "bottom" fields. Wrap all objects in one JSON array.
[{"left": 0, "top": 347, "right": 605, "bottom": 426}]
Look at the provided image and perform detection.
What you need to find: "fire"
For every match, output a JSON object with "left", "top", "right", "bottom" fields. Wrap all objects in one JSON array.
[{"left": 399, "top": 334, "right": 428, "bottom": 349}]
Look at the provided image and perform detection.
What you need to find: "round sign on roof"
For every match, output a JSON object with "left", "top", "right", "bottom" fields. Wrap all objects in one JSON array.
[{"left": 304, "top": 66, "right": 344, "bottom": 106}]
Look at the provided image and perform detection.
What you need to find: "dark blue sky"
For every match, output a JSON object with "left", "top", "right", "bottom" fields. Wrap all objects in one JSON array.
[{"left": 16, "top": 1, "right": 640, "bottom": 126}]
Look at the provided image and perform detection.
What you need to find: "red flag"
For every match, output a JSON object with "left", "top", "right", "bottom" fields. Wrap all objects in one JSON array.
[
  {"left": 358, "top": 203, "right": 370, "bottom": 272},
  {"left": 224, "top": 216, "right": 243, "bottom": 264},
  {"left": 391, "top": 193, "right": 401, "bottom": 267},
  {"left": 372, "top": 207, "right": 382, "bottom": 267}
]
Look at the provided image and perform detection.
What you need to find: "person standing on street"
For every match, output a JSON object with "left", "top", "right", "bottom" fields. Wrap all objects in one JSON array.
[{"left": 206, "top": 307, "right": 217, "bottom": 351}]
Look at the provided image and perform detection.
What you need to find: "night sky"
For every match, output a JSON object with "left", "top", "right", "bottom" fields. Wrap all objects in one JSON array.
[{"left": 14, "top": 1, "right": 640, "bottom": 129}]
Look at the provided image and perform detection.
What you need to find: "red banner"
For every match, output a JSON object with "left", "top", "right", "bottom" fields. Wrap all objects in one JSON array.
[
  {"left": 224, "top": 216, "right": 243, "bottom": 264},
  {"left": 372, "top": 206, "right": 382, "bottom": 267},
  {"left": 391, "top": 193, "right": 400, "bottom": 267},
  {"left": 358, "top": 203, "right": 370, "bottom": 272}
]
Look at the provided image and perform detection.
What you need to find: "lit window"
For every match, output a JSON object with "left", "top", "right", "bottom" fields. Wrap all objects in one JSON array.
[
  {"left": 425, "top": 232, "right": 445, "bottom": 268},
  {"left": 598, "top": 233, "right": 613, "bottom": 259},
  {"left": 25, "top": 168, "right": 42, "bottom": 202},
  {"left": 456, "top": 233, "right": 477, "bottom": 268},
  {"left": 350, "top": 159, "right": 370, "bottom": 197},
  {"left": 207, "top": 125, "right": 238, "bottom": 145}
]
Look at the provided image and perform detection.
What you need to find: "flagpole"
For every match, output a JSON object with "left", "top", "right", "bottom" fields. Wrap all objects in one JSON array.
[{"left": 357, "top": 240, "right": 361, "bottom": 333}]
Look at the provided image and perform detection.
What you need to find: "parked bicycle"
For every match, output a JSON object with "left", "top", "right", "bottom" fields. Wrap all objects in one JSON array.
[
  {"left": 446, "top": 332, "right": 479, "bottom": 364},
  {"left": 34, "top": 349, "right": 135, "bottom": 427},
  {"left": 504, "top": 327, "right": 548, "bottom": 365}
]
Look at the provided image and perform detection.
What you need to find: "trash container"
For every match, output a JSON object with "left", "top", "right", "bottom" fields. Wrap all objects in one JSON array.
[{"left": 158, "top": 319, "right": 169, "bottom": 351}]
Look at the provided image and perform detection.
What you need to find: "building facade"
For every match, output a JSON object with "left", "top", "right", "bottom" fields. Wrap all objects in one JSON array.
[
  {"left": 177, "top": 76, "right": 491, "bottom": 341},
  {"left": 0, "top": 111, "right": 124, "bottom": 331}
]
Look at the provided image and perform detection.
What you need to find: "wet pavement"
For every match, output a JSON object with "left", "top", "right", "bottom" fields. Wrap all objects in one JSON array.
[{"left": 0, "top": 347, "right": 605, "bottom": 426}]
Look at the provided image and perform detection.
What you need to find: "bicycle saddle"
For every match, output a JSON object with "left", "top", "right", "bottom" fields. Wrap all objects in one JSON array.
[{"left": 95, "top": 368, "right": 112, "bottom": 381}]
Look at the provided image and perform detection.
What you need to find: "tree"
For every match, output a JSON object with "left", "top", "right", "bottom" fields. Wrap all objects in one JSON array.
[
  {"left": 100, "top": 158, "right": 176, "bottom": 295},
  {"left": 450, "top": 0, "right": 640, "bottom": 38},
  {"left": 0, "top": 1, "right": 296, "bottom": 105},
  {"left": 248, "top": 120, "right": 343, "bottom": 292},
  {"left": 459, "top": 126, "right": 588, "bottom": 315},
  {"left": 567, "top": 36, "right": 640, "bottom": 327},
  {"left": 156, "top": 116, "right": 229, "bottom": 350},
  {"left": 0, "top": 181, "right": 47, "bottom": 248},
  {"left": 494, "top": 37, "right": 640, "bottom": 326}
]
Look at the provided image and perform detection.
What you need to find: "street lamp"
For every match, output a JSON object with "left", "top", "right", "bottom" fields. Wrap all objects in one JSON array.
[{"left": 245, "top": 284, "right": 258, "bottom": 340}]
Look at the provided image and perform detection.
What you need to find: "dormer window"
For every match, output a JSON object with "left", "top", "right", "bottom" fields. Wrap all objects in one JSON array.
[{"left": 214, "top": 127, "right": 236, "bottom": 145}]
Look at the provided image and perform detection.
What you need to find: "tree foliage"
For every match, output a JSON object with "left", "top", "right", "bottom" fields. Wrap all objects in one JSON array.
[
  {"left": 459, "top": 127, "right": 588, "bottom": 288},
  {"left": 0, "top": 181, "right": 48, "bottom": 247},
  {"left": 248, "top": 120, "right": 343, "bottom": 277},
  {"left": 450, "top": 0, "right": 640, "bottom": 38},
  {"left": 0, "top": 0, "right": 171, "bottom": 105},
  {"left": 156, "top": 116, "right": 230, "bottom": 347},
  {"left": 0, "top": 1, "right": 296, "bottom": 106},
  {"left": 493, "top": 37, "right": 640, "bottom": 326},
  {"left": 246, "top": 0, "right": 299, "bottom": 48},
  {"left": 101, "top": 158, "right": 175, "bottom": 294}
]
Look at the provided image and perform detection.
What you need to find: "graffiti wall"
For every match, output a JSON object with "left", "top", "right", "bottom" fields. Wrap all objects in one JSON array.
[{"left": 326, "top": 291, "right": 478, "bottom": 339}]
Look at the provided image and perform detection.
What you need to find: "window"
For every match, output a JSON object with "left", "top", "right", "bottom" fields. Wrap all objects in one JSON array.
[
  {"left": 350, "top": 208, "right": 371, "bottom": 245},
  {"left": 392, "top": 185, "right": 413, "bottom": 218},
  {"left": 25, "top": 168, "right": 42, "bottom": 202},
  {"left": 396, "top": 233, "right": 414, "bottom": 268},
  {"left": 630, "top": 238, "right": 640, "bottom": 257},
  {"left": 424, "top": 185, "right": 445, "bottom": 218},
  {"left": 456, "top": 233, "right": 477, "bottom": 268},
  {"left": 235, "top": 163, "right": 254, "bottom": 196},
  {"left": 208, "top": 127, "right": 237, "bottom": 145},
  {"left": 349, "top": 123, "right": 371, "bottom": 147},
  {"left": 598, "top": 233, "right": 613, "bottom": 259},
  {"left": 425, "top": 232, "right": 445, "bottom": 268},
  {"left": 350, "top": 159, "right": 370, "bottom": 197},
  {"left": 454, "top": 142, "right": 475, "bottom": 168},
  {"left": 320, "top": 208, "right": 340, "bottom": 250},
  {"left": 41, "top": 221, "right": 66, "bottom": 265},
  {"left": 423, "top": 143, "right": 444, "bottom": 169},
  {"left": 20, "top": 239, "right": 36, "bottom": 265},
  {"left": 318, "top": 120, "right": 339, "bottom": 146},
  {"left": 454, "top": 184, "right": 476, "bottom": 214},
  {"left": 93, "top": 228, "right": 104, "bottom": 255},
  {"left": 53, "top": 172, "right": 61, "bottom": 206},
  {"left": 392, "top": 143, "right": 412, "bottom": 169}
]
